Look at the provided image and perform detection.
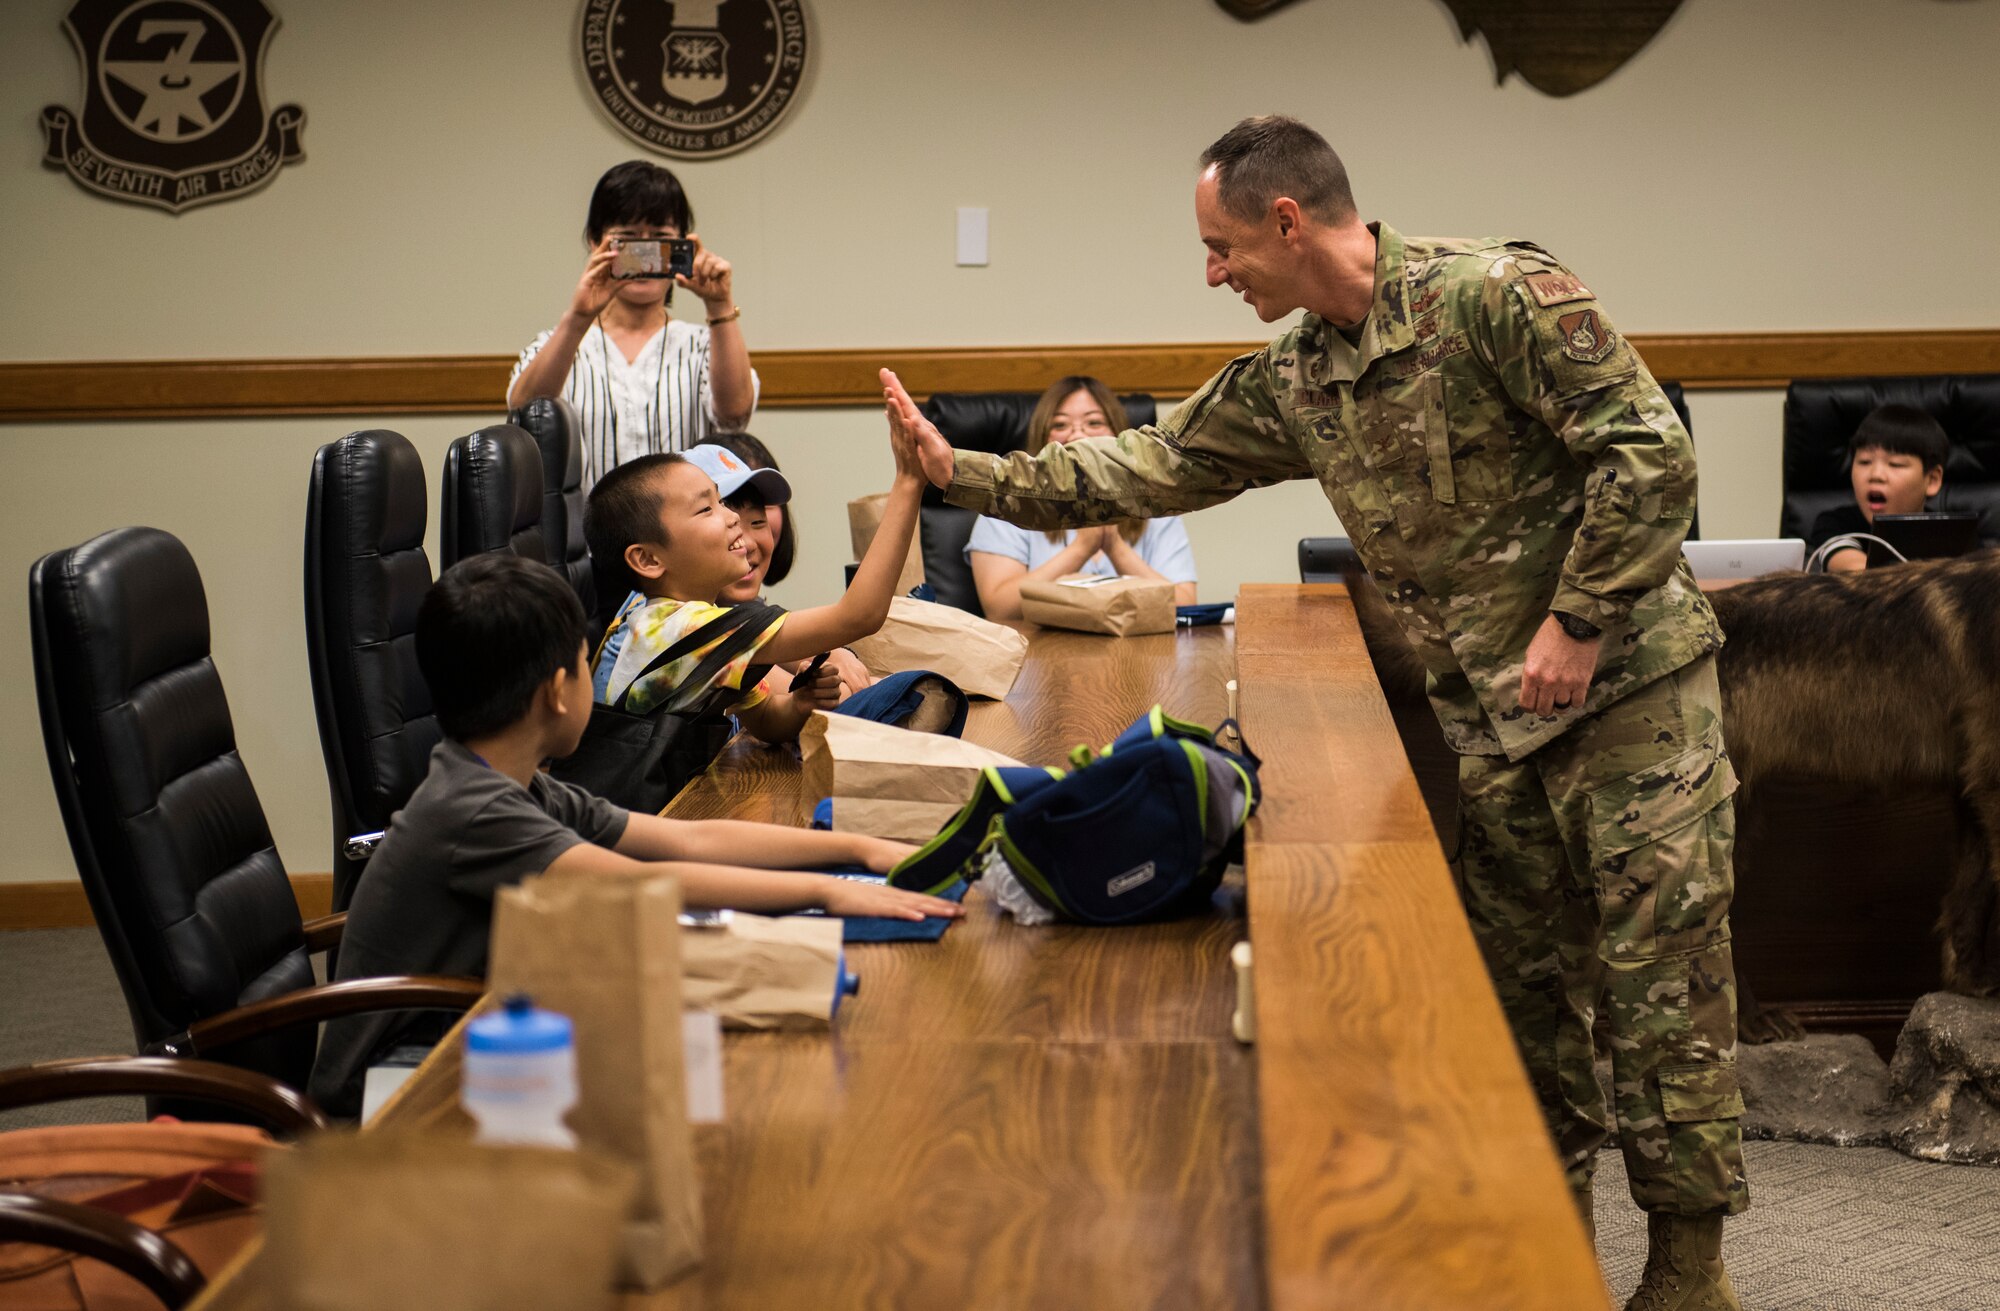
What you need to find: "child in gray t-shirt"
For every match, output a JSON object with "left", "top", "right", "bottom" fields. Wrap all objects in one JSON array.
[{"left": 310, "top": 554, "right": 960, "bottom": 1118}]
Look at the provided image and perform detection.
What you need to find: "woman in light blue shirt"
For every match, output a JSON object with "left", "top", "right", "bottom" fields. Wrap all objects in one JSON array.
[{"left": 966, "top": 377, "right": 1199, "bottom": 620}]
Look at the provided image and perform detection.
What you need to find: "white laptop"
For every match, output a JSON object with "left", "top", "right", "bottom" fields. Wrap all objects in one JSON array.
[{"left": 1681, "top": 538, "right": 1806, "bottom": 579}]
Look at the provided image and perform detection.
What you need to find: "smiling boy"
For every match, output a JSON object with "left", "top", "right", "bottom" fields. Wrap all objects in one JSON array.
[{"left": 585, "top": 415, "right": 924, "bottom": 742}]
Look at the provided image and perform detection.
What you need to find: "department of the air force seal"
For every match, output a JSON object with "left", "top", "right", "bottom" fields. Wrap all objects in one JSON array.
[
  {"left": 579, "top": 0, "right": 809, "bottom": 159},
  {"left": 40, "top": 0, "right": 304, "bottom": 214}
]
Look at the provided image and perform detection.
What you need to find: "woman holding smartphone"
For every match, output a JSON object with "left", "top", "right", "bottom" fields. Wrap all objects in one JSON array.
[{"left": 509, "top": 160, "right": 757, "bottom": 488}]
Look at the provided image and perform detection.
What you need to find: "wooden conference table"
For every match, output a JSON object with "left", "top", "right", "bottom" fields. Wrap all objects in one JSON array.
[{"left": 192, "top": 585, "right": 1603, "bottom": 1310}]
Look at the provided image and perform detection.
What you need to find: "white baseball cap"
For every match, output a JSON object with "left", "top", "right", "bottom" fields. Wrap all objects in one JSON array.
[{"left": 681, "top": 443, "right": 792, "bottom": 504}]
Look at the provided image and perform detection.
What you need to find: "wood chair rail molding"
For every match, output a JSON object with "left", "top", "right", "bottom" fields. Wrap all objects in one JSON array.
[
  {"left": 0, "top": 874, "right": 333, "bottom": 931},
  {"left": 3, "top": 328, "right": 1996, "bottom": 422}
]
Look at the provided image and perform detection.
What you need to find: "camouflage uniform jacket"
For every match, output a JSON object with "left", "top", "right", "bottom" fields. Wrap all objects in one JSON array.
[{"left": 946, "top": 222, "right": 1723, "bottom": 761}]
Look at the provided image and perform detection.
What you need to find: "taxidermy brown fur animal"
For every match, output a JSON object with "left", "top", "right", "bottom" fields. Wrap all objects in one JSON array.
[{"left": 1347, "top": 551, "right": 2000, "bottom": 1015}]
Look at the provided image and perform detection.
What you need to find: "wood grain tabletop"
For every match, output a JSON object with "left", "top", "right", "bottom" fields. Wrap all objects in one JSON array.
[
  {"left": 195, "top": 598, "right": 1605, "bottom": 1310},
  {"left": 1238, "top": 584, "right": 1608, "bottom": 1311}
]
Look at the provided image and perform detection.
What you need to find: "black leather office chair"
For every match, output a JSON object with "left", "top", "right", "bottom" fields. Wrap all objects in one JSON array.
[
  {"left": 508, "top": 397, "right": 595, "bottom": 615},
  {"left": 916, "top": 391, "right": 1158, "bottom": 614},
  {"left": 1780, "top": 374, "right": 2000, "bottom": 542},
  {"left": 439, "top": 424, "right": 546, "bottom": 569},
  {"left": 31, "top": 527, "right": 480, "bottom": 1117},
  {"left": 304, "top": 430, "right": 443, "bottom": 914}
]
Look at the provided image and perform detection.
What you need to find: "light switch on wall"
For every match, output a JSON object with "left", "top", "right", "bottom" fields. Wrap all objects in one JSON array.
[{"left": 956, "top": 206, "right": 988, "bottom": 266}]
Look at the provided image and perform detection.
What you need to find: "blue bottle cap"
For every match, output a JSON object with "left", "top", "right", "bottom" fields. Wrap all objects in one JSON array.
[
  {"left": 466, "top": 994, "right": 573, "bottom": 1054},
  {"left": 830, "top": 951, "right": 859, "bottom": 1021}
]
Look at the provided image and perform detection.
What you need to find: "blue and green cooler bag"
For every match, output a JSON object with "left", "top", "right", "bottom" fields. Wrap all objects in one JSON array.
[{"left": 889, "top": 707, "right": 1260, "bottom": 925}]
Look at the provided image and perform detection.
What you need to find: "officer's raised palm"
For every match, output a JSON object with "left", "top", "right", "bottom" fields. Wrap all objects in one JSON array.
[{"left": 880, "top": 369, "right": 956, "bottom": 489}]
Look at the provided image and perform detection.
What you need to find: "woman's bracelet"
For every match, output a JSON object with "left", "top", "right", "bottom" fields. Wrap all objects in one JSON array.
[{"left": 707, "top": 305, "right": 742, "bottom": 326}]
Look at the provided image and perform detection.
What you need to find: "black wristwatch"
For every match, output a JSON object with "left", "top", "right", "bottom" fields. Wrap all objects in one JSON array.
[{"left": 1553, "top": 611, "right": 1602, "bottom": 641}]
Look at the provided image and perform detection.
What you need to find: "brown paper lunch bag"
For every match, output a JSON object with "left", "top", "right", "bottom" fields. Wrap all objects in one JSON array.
[
  {"left": 1018, "top": 574, "right": 1175, "bottom": 636},
  {"left": 260, "top": 1133, "right": 634, "bottom": 1311},
  {"left": 487, "top": 875, "right": 700, "bottom": 1290},
  {"left": 846, "top": 493, "right": 927, "bottom": 597},
  {"left": 800, "top": 711, "right": 1028, "bottom": 844},
  {"left": 844, "top": 595, "right": 1029, "bottom": 700}
]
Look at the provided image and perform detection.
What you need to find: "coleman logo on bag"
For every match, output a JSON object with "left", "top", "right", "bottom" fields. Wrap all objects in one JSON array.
[
  {"left": 1107, "top": 863, "right": 1156, "bottom": 897},
  {"left": 41, "top": 0, "right": 305, "bottom": 213}
]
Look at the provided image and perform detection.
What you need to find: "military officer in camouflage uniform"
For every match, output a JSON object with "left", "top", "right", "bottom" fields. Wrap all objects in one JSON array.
[{"left": 883, "top": 116, "right": 1746, "bottom": 1311}]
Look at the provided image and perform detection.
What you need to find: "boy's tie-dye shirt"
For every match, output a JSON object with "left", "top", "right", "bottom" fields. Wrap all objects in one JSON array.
[{"left": 592, "top": 592, "right": 788, "bottom": 715}]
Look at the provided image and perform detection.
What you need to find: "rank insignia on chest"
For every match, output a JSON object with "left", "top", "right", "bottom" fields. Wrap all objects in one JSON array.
[{"left": 1557, "top": 309, "right": 1615, "bottom": 364}]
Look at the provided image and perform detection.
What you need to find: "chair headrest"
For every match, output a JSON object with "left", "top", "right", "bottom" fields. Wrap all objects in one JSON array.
[
  {"left": 444, "top": 424, "right": 546, "bottom": 567},
  {"left": 510, "top": 396, "right": 584, "bottom": 499},
  {"left": 317, "top": 429, "right": 427, "bottom": 558},
  {"left": 41, "top": 526, "right": 210, "bottom": 705}
]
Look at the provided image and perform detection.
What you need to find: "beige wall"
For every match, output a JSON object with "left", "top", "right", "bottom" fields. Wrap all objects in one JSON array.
[{"left": 2, "top": 0, "right": 1995, "bottom": 885}]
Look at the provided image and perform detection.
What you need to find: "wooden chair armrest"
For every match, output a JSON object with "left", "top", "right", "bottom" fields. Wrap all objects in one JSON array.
[
  {"left": 0, "top": 1191, "right": 206, "bottom": 1308},
  {"left": 0, "top": 1056, "right": 327, "bottom": 1136},
  {"left": 156, "top": 976, "right": 485, "bottom": 1061},
  {"left": 300, "top": 912, "right": 346, "bottom": 953}
]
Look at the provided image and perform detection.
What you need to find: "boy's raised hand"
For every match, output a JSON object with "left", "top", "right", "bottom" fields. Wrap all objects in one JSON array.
[
  {"left": 880, "top": 369, "right": 956, "bottom": 489},
  {"left": 883, "top": 397, "right": 926, "bottom": 487}
]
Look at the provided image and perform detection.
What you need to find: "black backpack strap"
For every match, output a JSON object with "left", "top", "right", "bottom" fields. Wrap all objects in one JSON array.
[{"left": 609, "top": 601, "right": 787, "bottom": 713}]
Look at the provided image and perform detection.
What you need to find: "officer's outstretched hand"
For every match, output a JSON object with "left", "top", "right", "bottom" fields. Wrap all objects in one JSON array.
[
  {"left": 1519, "top": 614, "right": 1601, "bottom": 718},
  {"left": 880, "top": 369, "right": 957, "bottom": 489}
]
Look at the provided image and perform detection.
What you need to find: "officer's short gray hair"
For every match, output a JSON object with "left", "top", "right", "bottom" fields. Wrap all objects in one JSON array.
[{"left": 1199, "top": 116, "right": 1356, "bottom": 225}]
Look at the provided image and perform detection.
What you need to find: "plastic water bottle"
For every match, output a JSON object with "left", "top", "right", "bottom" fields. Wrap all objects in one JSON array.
[{"left": 462, "top": 994, "right": 577, "bottom": 1148}]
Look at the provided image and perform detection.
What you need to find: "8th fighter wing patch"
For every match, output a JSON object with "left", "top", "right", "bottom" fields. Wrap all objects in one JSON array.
[{"left": 1557, "top": 308, "right": 1616, "bottom": 364}]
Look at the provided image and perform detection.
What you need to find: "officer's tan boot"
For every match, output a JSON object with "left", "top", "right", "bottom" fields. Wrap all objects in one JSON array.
[{"left": 1624, "top": 1212, "right": 1740, "bottom": 1311}]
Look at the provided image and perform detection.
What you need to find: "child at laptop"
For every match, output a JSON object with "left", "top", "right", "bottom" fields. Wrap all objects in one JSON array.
[
  {"left": 586, "top": 420, "right": 922, "bottom": 739},
  {"left": 1808, "top": 403, "right": 1948, "bottom": 573},
  {"left": 310, "top": 552, "right": 959, "bottom": 1119}
]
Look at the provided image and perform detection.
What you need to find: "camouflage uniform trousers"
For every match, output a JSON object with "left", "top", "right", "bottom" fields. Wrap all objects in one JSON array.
[{"left": 1453, "top": 653, "right": 1749, "bottom": 1217}]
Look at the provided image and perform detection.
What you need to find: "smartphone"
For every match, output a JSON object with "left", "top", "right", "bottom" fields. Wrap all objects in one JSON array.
[{"left": 611, "top": 237, "right": 695, "bottom": 280}]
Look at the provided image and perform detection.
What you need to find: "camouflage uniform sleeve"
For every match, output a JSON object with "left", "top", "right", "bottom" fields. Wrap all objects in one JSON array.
[
  {"left": 1479, "top": 260, "right": 1697, "bottom": 629},
  {"left": 944, "top": 350, "right": 1310, "bottom": 530}
]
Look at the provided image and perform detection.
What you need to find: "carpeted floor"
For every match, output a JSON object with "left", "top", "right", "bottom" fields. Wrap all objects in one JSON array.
[
  {"left": 0, "top": 928, "right": 143, "bottom": 1130},
  {"left": 5, "top": 927, "right": 2000, "bottom": 1307},
  {"left": 1593, "top": 1143, "right": 2000, "bottom": 1310}
]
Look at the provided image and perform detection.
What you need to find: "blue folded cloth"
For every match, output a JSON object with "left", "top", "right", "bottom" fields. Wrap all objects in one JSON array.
[
  {"left": 1175, "top": 602, "right": 1235, "bottom": 627},
  {"left": 792, "top": 864, "right": 967, "bottom": 943},
  {"left": 828, "top": 668, "right": 969, "bottom": 737}
]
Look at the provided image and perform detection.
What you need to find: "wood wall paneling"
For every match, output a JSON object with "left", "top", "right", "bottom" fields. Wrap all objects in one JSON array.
[
  {"left": 0, "top": 874, "right": 333, "bottom": 931},
  {"left": 3, "top": 329, "right": 1995, "bottom": 421}
]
